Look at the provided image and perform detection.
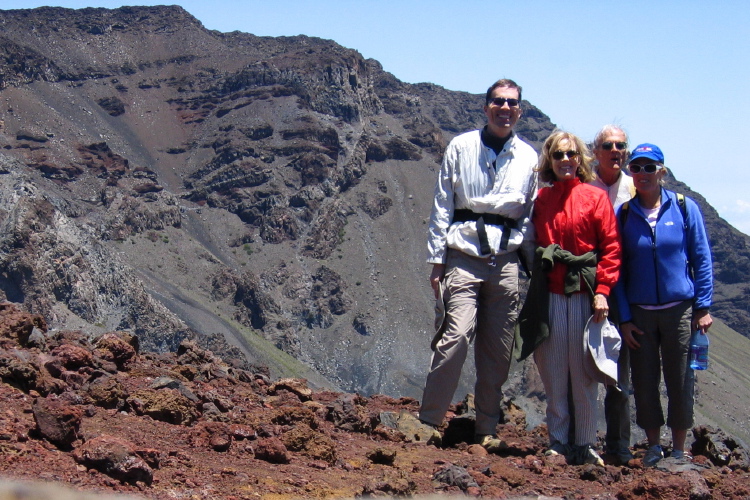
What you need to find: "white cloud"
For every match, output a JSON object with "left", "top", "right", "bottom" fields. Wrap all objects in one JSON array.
[
  {"left": 721, "top": 200, "right": 750, "bottom": 236},
  {"left": 735, "top": 200, "right": 750, "bottom": 213}
]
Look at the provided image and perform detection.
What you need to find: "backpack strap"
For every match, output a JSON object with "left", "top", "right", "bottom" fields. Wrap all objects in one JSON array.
[
  {"left": 619, "top": 194, "right": 687, "bottom": 229},
  {"left": 676, "top": 193, "right": 688, "bottom": 230},
  {"left": 618, "top": 200, "right": 630, "bottom": 227}
]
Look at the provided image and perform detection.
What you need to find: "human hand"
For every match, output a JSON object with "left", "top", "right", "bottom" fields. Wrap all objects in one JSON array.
[
  {"left": 692, "top": 309, "right": 713, "bottom": 333},
  {"left": 619, "top": 321, "right": 644, "bottom": 349},
  {"left": 591, "top": 293, "right": 609, "bottom": 323},
  {"left": 430, "top": 264, "right": 446, "bottom": 299}
]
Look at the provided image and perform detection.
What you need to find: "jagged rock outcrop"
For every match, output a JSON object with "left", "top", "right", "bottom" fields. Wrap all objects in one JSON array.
[{"left": 0, "top": 162, "right": 192, "bottom": 353}]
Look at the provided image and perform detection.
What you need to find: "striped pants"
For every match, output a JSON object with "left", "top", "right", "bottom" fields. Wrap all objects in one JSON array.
[{"left": 534, "top": 292, "right": 599, "bottom": 446}]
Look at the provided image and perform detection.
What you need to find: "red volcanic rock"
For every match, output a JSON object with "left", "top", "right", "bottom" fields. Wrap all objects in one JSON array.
[
  {"left": 32, "top": 396, "right": 83, "bottom": 448},
  {"left": 93, "top": 332, "right": 138, "bottom": 369},
  {"left": 0, "top": 302, "right": 47, "bottom": 347},
  {"left": 51, "top": 344, "right": 94, "bottom": 370},
  {"left": 254, "top": 437, "right": 290, "bottom": 464},
  {"left": 0, "top": 304, "right": 745, "bottom": 498},
  {"left": 72, "top": 434, "right": 153, "bottom": 485}
]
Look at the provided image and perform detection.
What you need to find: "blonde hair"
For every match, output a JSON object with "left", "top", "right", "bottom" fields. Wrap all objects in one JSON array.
[{"left": 536, "top": 130, "right": 595, "bottom": 184}]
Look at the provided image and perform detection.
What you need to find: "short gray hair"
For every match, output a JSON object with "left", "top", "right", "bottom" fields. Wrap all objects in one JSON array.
[{"left": 592, "top": 124, "right": 628, "bottom": 150}]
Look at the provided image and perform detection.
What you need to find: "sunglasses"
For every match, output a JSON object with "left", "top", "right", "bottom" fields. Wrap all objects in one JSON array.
[
  {"left": 551, "top": 150, "right": 579, "bottom": 160},
  {"left": 487, "top": 97, "right": 520, "bottom": 108},
  {"left": 601, "top": 141, "right": 628, "bottom": 151},
  {"left": 628, "top": 163, "right": 662, "bottom": 174}
]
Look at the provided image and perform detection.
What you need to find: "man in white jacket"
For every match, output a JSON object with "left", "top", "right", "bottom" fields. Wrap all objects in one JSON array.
[
  {"left": 588, "top": 124, "right": 635, "bottom": 464},
  {"left": 590, "top": 125, "right": 635, "bottom": 210},
  {"left": 419, "top": 78, "right": 538, "bottom": 450}
]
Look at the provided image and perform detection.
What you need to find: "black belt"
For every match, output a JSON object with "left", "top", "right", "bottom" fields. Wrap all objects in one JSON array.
[{"left": 453, "top": 209, "right": 518, "bottom": 254}]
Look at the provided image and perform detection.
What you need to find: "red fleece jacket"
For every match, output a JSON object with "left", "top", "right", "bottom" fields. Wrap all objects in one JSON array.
[{"left": 533, "top": 178, "right": 621, "bottom": 296}]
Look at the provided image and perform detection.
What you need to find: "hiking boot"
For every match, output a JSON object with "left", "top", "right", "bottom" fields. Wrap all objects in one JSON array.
[
  {"left": 670, "top": 449, "right": 692, "bottom": 462},
  {"left": 418, "top": 419, "right": 442, "bottom": 446},
  {"left": 418, "top": 419, "right": 439, "bottom": 429},
  {"left": 476, "top": 434, "right": 508, "bottom": 454},
  {"left": 643, "top": 445, "right": 664, "bottom": 467},
  {"left": 581, "top": 445, "right": 605, "bottom": 466},
  {"left": 607, "top": 445, "right": 634, "bottom": 465},
  {"left": 544, "top": 441, "right": 570, "bottom": 457}
]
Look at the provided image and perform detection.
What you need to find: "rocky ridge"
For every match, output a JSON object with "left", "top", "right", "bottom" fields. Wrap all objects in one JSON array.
[{"left": 0, "top": 302, "right": 748, "bottom": 499}]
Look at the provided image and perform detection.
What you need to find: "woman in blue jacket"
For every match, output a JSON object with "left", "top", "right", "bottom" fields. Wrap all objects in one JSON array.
[{"left": 616, "top": 143, "right": 713, "bottom": 468}]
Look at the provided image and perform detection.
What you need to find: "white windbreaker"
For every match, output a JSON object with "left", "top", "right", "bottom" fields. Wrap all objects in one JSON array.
[
  {"left": 427, "top": 130, "right": 538, "bottom": 264},
  {"left": 589, "top": 170, "right": 635, "bottom": 210}
]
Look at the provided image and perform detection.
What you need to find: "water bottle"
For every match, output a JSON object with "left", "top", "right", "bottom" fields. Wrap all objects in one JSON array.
[{"left": 689, "top": 330, "right": 709, "bottom": 370}]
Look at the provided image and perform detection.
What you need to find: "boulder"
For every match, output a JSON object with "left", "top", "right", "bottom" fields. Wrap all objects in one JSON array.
[
  {"left": 281, "top": 423, "right": 337, "bottom": 464},
  {"left": 254, "top": 437, "right": 290, "bottom": 464},
  {"left": 93, "top": 332, "right": 137, "bottom": 369},
  {"left": 127, "top": 388, "right": 199, "bottom": 425},
  {"left": 268, "top": 377, "right": 312, "bottom": 401},
  {"left": 327, "top": 393, "right": 374, "bottom": 433},
  {"left": 72, "top": 435, "right": 153, "bottom": 485},
  {"left": 379, "top": 410, "right": 441, "bottom": 446},
  {"left": 692, "top": 425, "right": 750, "bottom": 468},
  {"left": 32, "top": 397, "right": 83, "bottom": 448}
]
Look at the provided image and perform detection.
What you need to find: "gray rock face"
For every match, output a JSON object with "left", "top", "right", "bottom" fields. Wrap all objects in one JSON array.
[{"left": 0, "top": 166, "right": 192, "bottom": 354}]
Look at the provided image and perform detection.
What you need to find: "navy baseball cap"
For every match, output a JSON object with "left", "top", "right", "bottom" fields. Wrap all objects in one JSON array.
[{"left": 629, "top": 143, "right": 664, "bottom": 163}]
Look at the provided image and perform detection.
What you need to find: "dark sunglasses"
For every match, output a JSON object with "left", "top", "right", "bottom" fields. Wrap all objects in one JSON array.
[
  {"left": 601, "top": 141, "right": 627, "bottom": 151},
  {"left": 487, "top": 97, "right": 520, "bottom": 107},
  {"left": 628, "top": 163, "right": 661, "bottom": 174},
  {"left": 551, "top": 150, "right": 579, "bottom": 160}
]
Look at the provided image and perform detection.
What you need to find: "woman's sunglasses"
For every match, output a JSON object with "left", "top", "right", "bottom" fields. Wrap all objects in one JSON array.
[
  {"left": 628, "top": 163, "right": 662, "bottom": 174},
  {"left": 551, "top": 150, "right": 579, "bottom": 161}
]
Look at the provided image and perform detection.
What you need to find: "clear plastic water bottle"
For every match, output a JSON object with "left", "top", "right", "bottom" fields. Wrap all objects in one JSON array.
[{"left": 689, "top": 330, "right": 709, "bottom": 370}]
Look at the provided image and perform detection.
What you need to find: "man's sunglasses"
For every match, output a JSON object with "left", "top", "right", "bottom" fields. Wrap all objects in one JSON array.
[
  {"left": 601, "top": 141, "right": 627, "bottom": 151},
  {"left": 487, "top": 97, "right": 520, "bottom": 107},
  {"left": 551, "top": 150, "right": 579, "bottom": 160},
  {"left": 628, "top": 163, "right": 662, "bottom": 174}
]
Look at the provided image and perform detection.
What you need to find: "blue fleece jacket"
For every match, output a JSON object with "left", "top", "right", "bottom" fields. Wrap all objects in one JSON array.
[{"left": 615, "top": 189, "right": 713, "bottom": 323}]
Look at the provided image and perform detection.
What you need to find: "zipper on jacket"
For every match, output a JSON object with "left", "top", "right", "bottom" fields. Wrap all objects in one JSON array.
[{"left": 649, "top": 223, "right": 661, "bottom": 304}]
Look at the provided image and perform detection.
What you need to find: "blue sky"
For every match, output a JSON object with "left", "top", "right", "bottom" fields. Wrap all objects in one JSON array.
[{"left": 4, "top": 1, "right": 750, "bottom": 234}]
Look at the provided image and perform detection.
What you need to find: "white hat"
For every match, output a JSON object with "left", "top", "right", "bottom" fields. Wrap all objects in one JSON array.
[{"left": 583, "top": 316, "right": 621, "bottom": 387}]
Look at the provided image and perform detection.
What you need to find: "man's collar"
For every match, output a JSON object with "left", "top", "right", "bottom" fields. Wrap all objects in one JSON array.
[
  {"left": 481, "top": 126, "right": 513, "bottom": 154},
  {"left": 595, "top": 167, "right": 622, "bottom": 187}
]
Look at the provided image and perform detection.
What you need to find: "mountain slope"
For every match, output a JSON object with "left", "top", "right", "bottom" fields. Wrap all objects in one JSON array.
[
  {"left": 692, "top": 318, "right": 750, "bottom": 448},
  {"left": 0, "top": 5, "right": 746, "bottom": 407}
]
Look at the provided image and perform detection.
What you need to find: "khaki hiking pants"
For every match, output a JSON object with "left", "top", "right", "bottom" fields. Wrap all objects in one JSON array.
[{"left": 419, "top": 249, "right": 519, "bottom": 436}]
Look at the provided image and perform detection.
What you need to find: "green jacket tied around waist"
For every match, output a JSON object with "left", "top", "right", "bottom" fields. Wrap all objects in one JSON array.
[{"left": 513, "top": 244, "right": 597, "bottom": 361}]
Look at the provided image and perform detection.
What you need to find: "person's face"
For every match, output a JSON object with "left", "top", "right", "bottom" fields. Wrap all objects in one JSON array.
[
  {"left": 550, "top": 139, "right": 580, "bottom": 181},
  {"left": 629, "top": 157, "right": 665, "bottom": 194},
  {"left": 594, "top": 131, "right": 628, "bottom": 176},
  {"left": 483, "top": 86, "right": 522, "bottom": 138}
]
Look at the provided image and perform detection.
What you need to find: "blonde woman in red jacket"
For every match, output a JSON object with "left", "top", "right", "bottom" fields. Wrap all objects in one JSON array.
[{"left": 532, "top": 130, "right": 621, "bottom": 465}]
